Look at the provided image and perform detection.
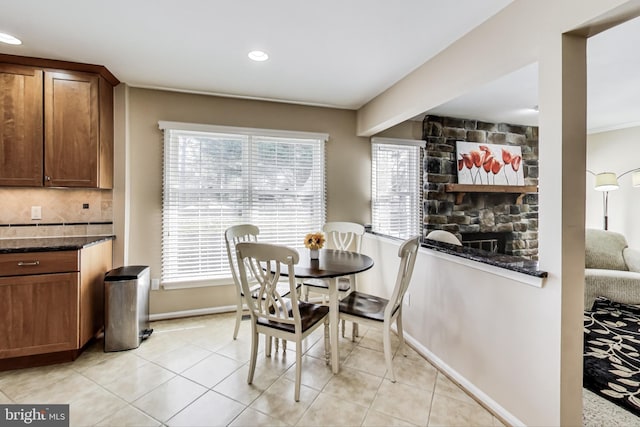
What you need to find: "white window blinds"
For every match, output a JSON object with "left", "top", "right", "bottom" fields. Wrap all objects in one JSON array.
[
  {"left": 371, "top": 137, "right": 425, "bottom": 240},
  {"left": 159, "top": 121, "right": 327, "bottom": 286}
]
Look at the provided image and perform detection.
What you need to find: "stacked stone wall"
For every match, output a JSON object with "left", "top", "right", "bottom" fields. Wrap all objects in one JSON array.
[{"left": 422, "top": 115, "right": 539, "bottom": 259}]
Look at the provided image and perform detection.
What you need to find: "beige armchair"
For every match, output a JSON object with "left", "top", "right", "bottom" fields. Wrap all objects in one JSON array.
[{"left": 585, "top": 228, "right": 640, "bottom": 310}]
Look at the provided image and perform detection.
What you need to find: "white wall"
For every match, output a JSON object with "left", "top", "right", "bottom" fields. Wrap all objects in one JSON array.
[
  {"left": 356, "top": 2, "right": 640, "bottom": 424},
  {"left": 113, "top": 87, "right": 371, "bottom": 315},
  {"left": 587, "top": 126, "right": 640, "bottom": 247},
  {"left": 360, "top": 234, "right": 551, "bottom": 426}
]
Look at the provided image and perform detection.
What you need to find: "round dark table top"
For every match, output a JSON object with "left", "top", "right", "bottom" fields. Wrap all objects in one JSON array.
[{"left": 287, "top": 248, "right": 374, "bottom": 279}]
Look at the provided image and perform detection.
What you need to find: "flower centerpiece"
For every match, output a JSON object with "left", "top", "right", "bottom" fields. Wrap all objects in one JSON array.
[{"left": 304, "top": 232, "right": 325, "bottom": 259}]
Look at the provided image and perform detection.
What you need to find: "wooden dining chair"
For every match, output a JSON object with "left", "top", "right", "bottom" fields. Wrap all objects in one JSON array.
[
  {"left": 338, "top": 235, "right": 420, "bottom": 382},
  {"left": 235, "top": 242, "right": 330, "bottom": 402},
  {"left": 302, "top": 221, "right": 365, "bottom": 337},
  {"left": 224, "top": 224, "right": 296, "bottom": 351}
]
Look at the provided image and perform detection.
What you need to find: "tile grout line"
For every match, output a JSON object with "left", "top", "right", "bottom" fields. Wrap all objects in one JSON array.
[
  {"left": 425, "top": 371, "right": 439, "bottom": 426},
  {"left": 70, "top": 359, "right": 164, "bottom": 427}
]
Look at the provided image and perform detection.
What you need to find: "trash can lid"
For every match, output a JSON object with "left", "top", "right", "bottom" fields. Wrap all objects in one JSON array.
[{"left": 105, "top": 265, "right": 150, "bottom": 281}]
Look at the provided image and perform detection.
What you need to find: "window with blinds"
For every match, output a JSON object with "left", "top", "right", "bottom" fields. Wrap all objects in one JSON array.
[
  {"left": 371, "top": 137, "right": 425, "bottom": 240},
  {"left": 159, "top": 121, "right": 327, "bottom": 287}
]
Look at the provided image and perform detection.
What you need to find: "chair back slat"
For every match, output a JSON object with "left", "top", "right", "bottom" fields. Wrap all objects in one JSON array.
[
  {"left": 225, "top": 224, "right": 260, "bottom": 286},
  {"left": 250, "top": 259, "right": 289, "bottom": 322},
  {"left": 385, "top": 236, "right": 420, "bottom": 318},
  {"left": 236, "top": 242, "right": 300, "bottom": 327},
  {"left": 323, "top": 221, "right": 364, "bottom": 252}
]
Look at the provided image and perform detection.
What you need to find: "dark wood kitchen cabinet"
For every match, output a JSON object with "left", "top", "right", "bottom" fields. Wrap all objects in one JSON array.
[
  {"left": 0, "top": 270, "right": 79, "bottom": 358},
  {"left": 0, "top": 239, "right": 113, "bottom": 369},
  {"left": 0, "top": 55, "right": 118, "bottom": 188},
  {"left": 0, "top": 64, "right": 44, "bottom": 187}
]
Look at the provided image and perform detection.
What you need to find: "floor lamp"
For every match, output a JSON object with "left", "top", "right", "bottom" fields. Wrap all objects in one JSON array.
[{"left": 589, "top": 169, "right": 640, "bottom": 230}]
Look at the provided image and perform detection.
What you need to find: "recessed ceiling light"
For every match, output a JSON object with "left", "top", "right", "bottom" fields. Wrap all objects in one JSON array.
[
  {"left": 0, "top": 32, "right": 22, "bottom": 45},
  {"left": 248, "top": 50, "right": 269, "bottom": 62}
]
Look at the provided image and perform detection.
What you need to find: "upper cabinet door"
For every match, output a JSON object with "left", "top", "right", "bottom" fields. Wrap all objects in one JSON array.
[
  {"left": 44, "top": 70, "right": 99, "bottom": 188},
  {"left": 0, "top": 64, "right": 44, "bottom": 187}
]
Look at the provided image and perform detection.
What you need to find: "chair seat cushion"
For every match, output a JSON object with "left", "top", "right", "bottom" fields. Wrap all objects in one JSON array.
[
  {"left": 303, "top": 277, "right": 351, "bottom": 292},
  {"left": 339, "top": 291, "right": 388, "bottom": 322},
  {"left": 257, "top": 301, "right": 329, "bottom": 333}
]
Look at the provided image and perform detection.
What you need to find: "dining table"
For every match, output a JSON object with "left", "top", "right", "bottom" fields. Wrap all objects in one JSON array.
[{"left": 288, "top": 248, "right": 374, "bottom": 373}]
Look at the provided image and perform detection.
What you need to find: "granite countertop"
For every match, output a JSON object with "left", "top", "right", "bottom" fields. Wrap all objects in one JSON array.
[
  {"left": 0, "top": 236, "right": 114, "bottom": 254},
  {"left": 421, "top": 239, "right": 548, "bottom": 278}
]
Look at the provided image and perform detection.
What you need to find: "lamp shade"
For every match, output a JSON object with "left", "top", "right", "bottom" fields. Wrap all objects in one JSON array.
[
  {"left": 595, "top": 172, "right": 619, "bottom": 191},
  {"left": 633, "top": 171, "right": 640, "bottom": 187}
]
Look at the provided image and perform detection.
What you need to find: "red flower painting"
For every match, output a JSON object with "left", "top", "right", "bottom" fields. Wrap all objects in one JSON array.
[{"left": 456, "top": 141, "right": 524, "bottom": 185}]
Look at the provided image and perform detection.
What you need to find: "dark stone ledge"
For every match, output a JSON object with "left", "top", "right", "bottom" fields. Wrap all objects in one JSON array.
[
  {"left": 421, "top": 238, "right": 547, "bottom": 278},
  {"left": 0, "top": 236, "right": 114, "bottom": 254},
  {"left": 366, "top": 231, "right": 546, "bottom": 278}
]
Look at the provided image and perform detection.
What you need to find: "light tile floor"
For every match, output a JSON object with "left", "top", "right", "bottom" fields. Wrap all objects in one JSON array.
[{"left": 0, "top": 312, "right": 505, "bottom": 427}]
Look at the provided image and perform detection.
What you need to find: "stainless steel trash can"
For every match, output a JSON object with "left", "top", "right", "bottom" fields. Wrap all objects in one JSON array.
[{"left": 104, "top": 265, "right": 153, "bottom": 352}]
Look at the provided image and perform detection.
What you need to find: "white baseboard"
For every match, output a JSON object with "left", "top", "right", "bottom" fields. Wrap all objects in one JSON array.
[
  {"left": 399, "top": 329, "right": 524, "bottom": 427},
  {"left": 149, "top": 305, "right": 237, "bottom": 321}
]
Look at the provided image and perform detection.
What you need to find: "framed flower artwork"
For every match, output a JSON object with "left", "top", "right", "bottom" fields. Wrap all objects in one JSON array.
[{"left": 455, "top": 141, "right": 524, "bottom": 186}]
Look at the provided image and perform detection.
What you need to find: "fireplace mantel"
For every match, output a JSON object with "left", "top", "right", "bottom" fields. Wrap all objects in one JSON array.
[{"left": 444, "top": 184, "right": 538, "bottom": 205}]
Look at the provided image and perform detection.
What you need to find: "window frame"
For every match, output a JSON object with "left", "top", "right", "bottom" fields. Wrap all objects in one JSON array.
[
  {"left": 159, "top": 121, "right": 328, "bottom": 289},
  {"left": 370, "top": 137, "right": 425, "bottom": 240}
]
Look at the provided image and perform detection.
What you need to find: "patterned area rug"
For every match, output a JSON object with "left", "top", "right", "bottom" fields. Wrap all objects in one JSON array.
[{"left": 584, "top": 297, "right": 640, "bottom": 417}]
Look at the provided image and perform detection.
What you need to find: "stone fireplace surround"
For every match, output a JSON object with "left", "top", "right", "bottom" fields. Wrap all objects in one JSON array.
[{"left": 422, "top": 115, "right": 539, "bottom": 259}]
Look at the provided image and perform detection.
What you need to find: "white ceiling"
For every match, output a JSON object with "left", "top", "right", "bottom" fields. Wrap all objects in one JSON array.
[
  {"left": 0, "top": 0, "right": 513, "bottom": 108},
  {"left": 422, "top": 62, "right": 540, "bottom": 127},
  {"left": 1, "top": 1, "right": 638, "bottom": 133},
  {"left": 425, "top": 15, "right": 640, "bottom": 134}
]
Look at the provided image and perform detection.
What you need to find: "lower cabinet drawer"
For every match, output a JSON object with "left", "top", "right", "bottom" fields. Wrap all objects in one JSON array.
[{"left": 0, "top": 251, "right": 79, "bottom": 277}]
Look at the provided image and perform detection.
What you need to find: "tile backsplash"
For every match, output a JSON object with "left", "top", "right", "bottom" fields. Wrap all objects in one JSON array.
[{"left": 0, "top": 188, "right": 114, "bottom": 239}]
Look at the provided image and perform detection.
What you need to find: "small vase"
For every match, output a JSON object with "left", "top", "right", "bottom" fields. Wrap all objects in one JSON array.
[{"left": 310, "top": 249, "right": 319, "bottom": 260}]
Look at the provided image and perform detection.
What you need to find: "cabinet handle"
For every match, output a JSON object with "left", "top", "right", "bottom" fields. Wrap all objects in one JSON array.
[
  {"left": 45, "top": 176, "right": 51, "bottom": 181},
  {"left": 17, "top": 261, "right": 40, "bottom": 267}
]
